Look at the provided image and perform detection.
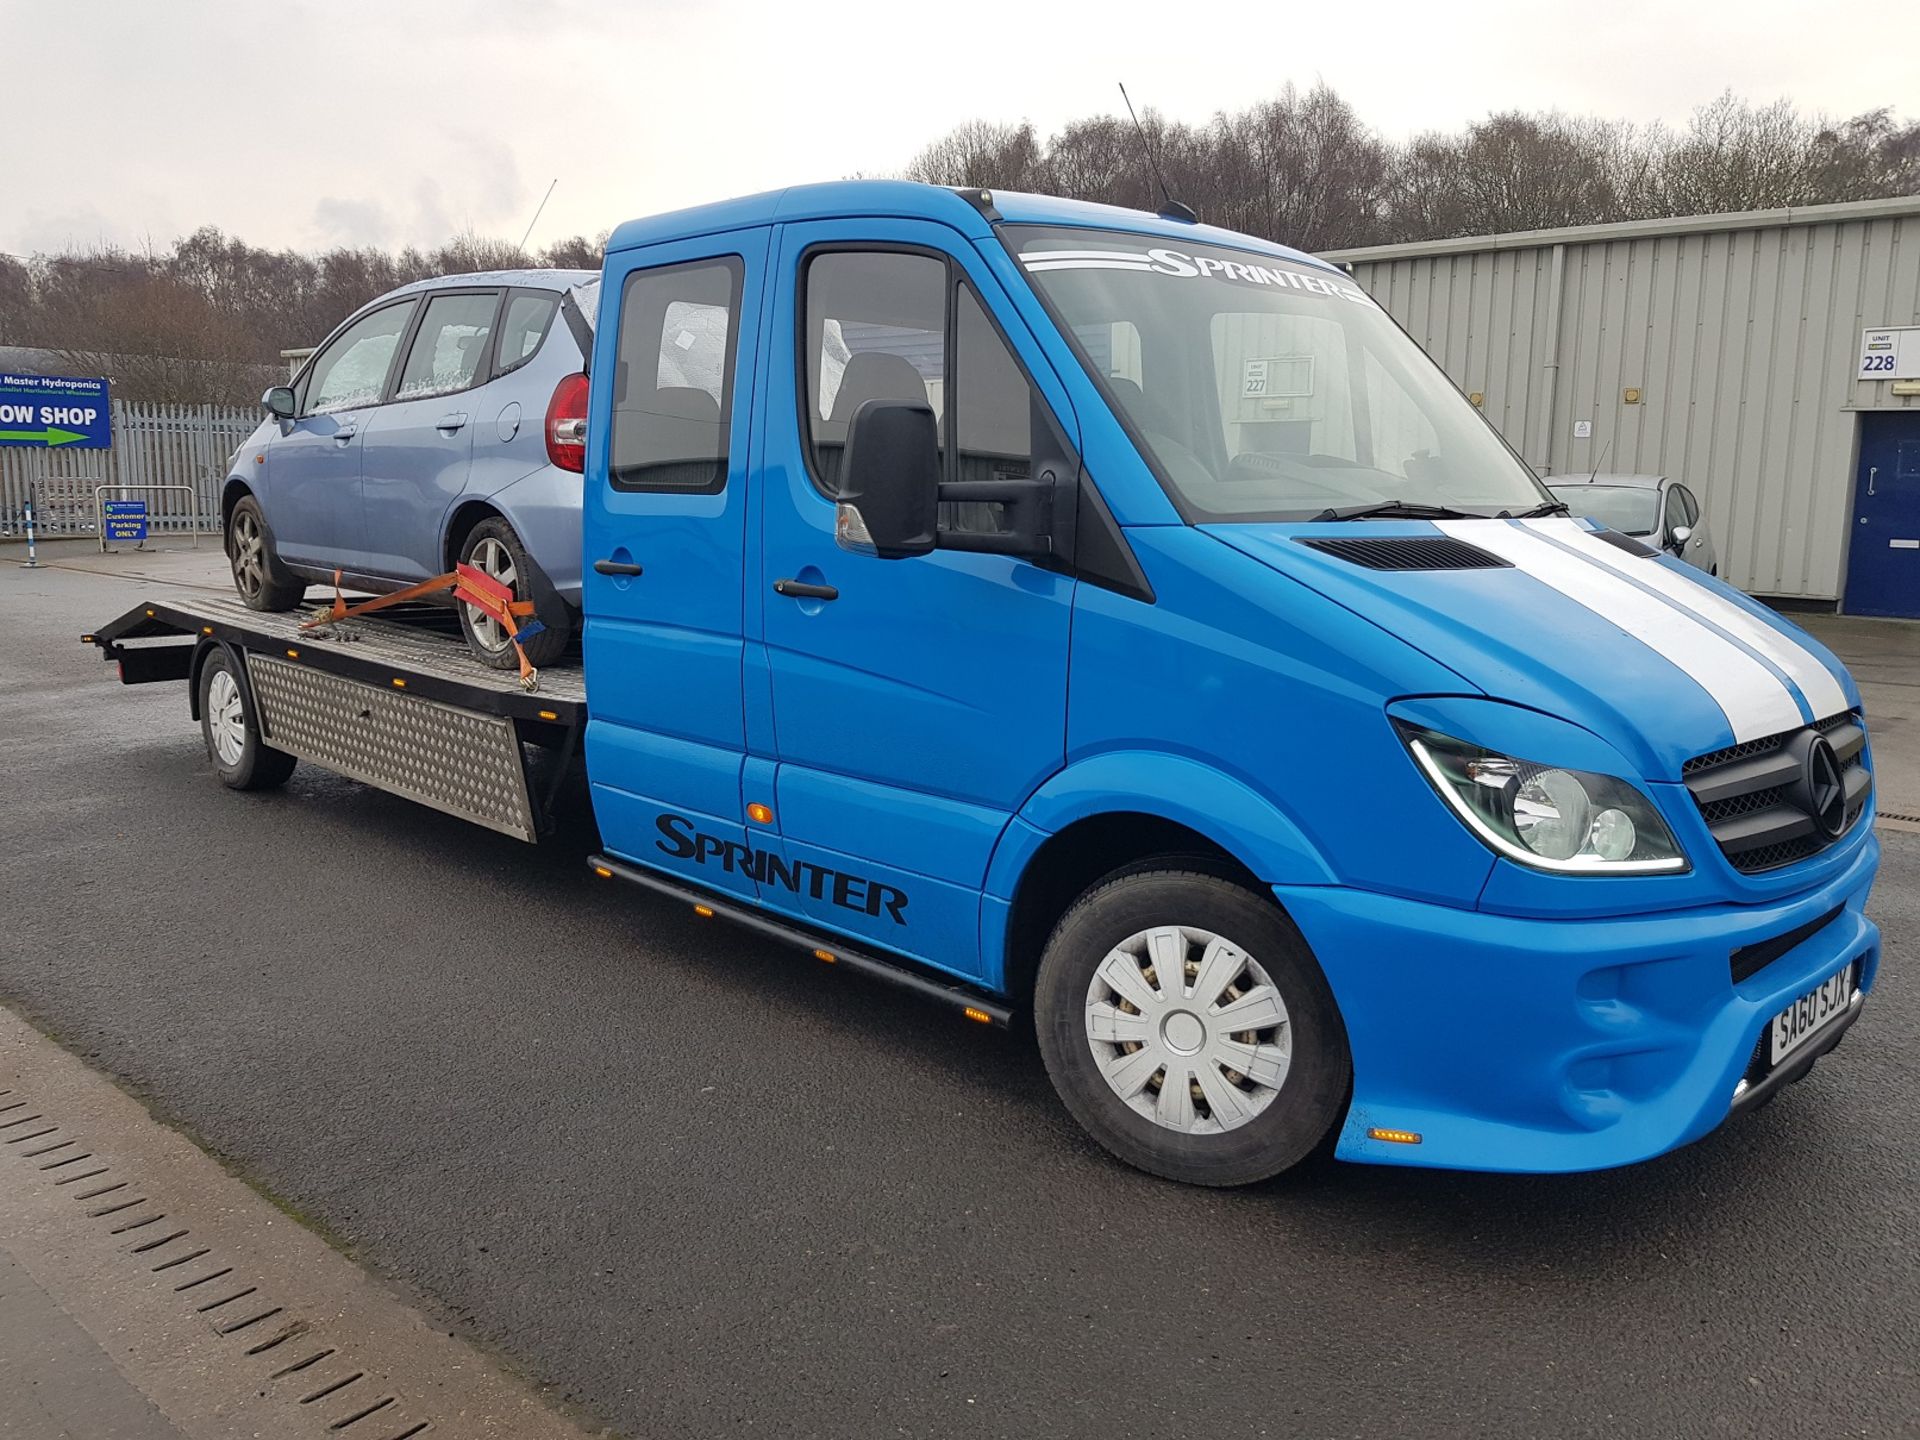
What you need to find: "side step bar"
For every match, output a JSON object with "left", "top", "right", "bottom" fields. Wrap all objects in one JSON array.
[{"left": 588, "top": 854, "right": 1014, "bottom": 1029}]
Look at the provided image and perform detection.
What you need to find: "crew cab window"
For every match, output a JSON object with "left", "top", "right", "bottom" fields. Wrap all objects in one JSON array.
[
  {"left": 495, "top": 291, "right": 559, "bottom": 376},
  {"left": 302, "top": 301, "right": 416, "bottom": 415},
  {"left": 609, "top": 257, "right": 741, "bottom": 492},
  {"left": 803, "top": 250, "right": 946, "bottom": 492},
  {"left": 395, "top": 292, "right": 498, "bottom": 400}
]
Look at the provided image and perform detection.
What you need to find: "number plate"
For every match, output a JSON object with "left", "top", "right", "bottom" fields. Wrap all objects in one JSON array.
[{"left": 1769, "top": 962, "right": 1857, "bottom": 1065}]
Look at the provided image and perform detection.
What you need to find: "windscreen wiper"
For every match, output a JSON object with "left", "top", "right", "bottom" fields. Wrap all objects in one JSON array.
[
  {"left": 1503, "top": 500, "right": 1570, "bottom": 518},
  {"left": 1310, "top": 501, "right": 1486, "bottom": 522}
]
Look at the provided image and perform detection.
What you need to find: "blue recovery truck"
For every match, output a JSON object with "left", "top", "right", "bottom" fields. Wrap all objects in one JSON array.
[{"left": 88, "top": 183, "right": 1882, "bottom": 1187}]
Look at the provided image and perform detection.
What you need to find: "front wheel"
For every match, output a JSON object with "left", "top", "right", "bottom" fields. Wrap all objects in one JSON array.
[
  {"left": 226, "top": 496, "right": 305, "bottom": 612},
  {"left": 198, "top": 648, "right": 297, "bottom": 791},
  {"left": 1034, "top": 869, "right": 1351, "bottom": 1187}
]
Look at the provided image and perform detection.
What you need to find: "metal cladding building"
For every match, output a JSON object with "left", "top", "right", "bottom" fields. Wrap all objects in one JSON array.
[{"left": 1323, "top": 196, "right": 1920, "bottom": 617}]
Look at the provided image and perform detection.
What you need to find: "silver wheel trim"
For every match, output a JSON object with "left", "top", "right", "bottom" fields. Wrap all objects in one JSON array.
[
  {"left": 230, "top": 510, "right": 265, "bottom": 599},
  {"left": 1084, "top": 924, "right": 1292, "bottom": 1135},
  {"left": 206, "top": 668, "right": 247, "bottom": 768},
  {"left": 464, "top": 536, "right": 517, "bottom": 651}
]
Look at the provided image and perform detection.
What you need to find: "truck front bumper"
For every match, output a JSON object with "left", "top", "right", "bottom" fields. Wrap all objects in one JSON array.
[{"left": 1277, "top": 834, "right": 1881, "bottom": 1173}]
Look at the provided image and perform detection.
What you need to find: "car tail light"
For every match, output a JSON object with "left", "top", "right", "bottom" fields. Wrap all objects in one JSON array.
[{"left": 545, "top": 372, "right": 589, "bottom": 473}]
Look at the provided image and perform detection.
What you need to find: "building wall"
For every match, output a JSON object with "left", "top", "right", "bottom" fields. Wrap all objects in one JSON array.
[{"left": 1326, "top": 198, "right": 1920, "bottom": 601}]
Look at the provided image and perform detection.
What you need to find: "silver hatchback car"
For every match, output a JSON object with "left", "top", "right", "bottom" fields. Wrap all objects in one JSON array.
[
  {"left": 223, "top": 269, "right": 597, "bottom": 666},
  {"left": 1547, "top": 472, "right": 1719, "bottom": 576}
]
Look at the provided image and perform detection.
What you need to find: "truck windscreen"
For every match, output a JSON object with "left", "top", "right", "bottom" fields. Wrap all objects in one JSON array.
[{"left": 1007, "top": 225, "right": 1550, "bottom": 522}]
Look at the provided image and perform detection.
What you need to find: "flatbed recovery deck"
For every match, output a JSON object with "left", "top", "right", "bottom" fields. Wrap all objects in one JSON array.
[{"left": 87, "top": 595, "right": 585, "bottom": 842}]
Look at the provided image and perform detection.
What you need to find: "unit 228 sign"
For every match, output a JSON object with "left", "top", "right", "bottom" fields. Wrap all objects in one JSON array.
[{"left": 1858, "top": 328, "right": 1919, "bottom": 380}]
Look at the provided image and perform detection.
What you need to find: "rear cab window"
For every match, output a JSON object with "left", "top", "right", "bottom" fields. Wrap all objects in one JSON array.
[{"left": 609, "top": 258, "right": 743, "bottom": 493}]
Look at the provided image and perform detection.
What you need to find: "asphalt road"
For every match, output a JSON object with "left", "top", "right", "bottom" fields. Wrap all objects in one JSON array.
[{"left": 4, "top": 552, "right": 1916, "bottom": 1439}]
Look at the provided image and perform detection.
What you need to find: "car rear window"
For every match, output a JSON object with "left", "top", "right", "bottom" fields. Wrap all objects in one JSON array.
[{"left": 497, "top": 291, "right": 560, "bottom": 376}]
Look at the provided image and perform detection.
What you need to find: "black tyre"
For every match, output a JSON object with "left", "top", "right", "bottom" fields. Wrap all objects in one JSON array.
[
  {"left": 1034, "top": 869, "right": 1351, "bottom": 1187},
  {"left": 226, "top": 495, "right": 305, "bottom": 612},
  {"left": 456, "top": 517, "right": 571, "bottom": 669},
  {"left": 197, "top": 648, "right": 297, "bottom": 791}
]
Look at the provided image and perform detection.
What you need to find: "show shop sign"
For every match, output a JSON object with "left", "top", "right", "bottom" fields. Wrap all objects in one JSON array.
[{"left": 0, "top": 373, "right": 112, "bottom": 448}]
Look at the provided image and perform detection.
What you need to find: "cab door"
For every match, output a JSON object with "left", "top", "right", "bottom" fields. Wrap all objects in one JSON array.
[
  {"left": 582, "top": 230, "right": 770, "bottom": 897},
  {"left": 755, "top": 220, "right": 1077, "bottom": 982}
]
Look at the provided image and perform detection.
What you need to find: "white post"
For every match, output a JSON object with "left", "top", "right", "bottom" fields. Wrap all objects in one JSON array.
[{"left": 20, "top": 481, "right": 40, "bottom": 568}]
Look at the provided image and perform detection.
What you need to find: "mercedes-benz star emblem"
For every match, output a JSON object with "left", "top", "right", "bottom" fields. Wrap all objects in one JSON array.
[{"left": 1798, "top": 734, "right": 1848, "bottom": 838}]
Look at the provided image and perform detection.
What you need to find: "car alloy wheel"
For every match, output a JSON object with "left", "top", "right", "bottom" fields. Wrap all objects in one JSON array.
[
  {"left": 229, "top": 508, "right": 266, "bottom": 601},
  {"left": 464, "top": 535, "right": 517, "bottom": 652}
]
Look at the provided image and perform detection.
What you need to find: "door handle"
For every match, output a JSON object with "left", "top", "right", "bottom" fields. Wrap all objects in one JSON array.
[
  {"left": 332, "top": 423, "right": 357, "bottom": 444},
  {"left": 773, "top": 578, "right": 838, "bottom": 601},
  {"left": 593, "top": 558, "right": 644, "bottom": 576},
  {"left": 1868, "top": 466, "right": 1878, "bottom": 496},
  {"left": 436, "top": 412, "right": 469, "bottom": 433}
]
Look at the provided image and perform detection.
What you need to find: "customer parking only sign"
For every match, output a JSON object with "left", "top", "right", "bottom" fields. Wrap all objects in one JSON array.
[{"left": 0, "top": 373, "right": 112, "bottom": 448}]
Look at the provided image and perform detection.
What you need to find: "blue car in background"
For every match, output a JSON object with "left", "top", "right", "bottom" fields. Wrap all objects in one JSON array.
[{"left": 224, "top": 269, "right": 597, "bottom": 666}]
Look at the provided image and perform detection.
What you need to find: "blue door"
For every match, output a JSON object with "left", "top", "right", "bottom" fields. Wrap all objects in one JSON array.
[
  {"left": 755, "top": 220, "right": 1078, "bottom": 983},
  {"left": 269, "top": 298, "right": 416, "bottom": 572},
  {"left": 358, "top": 288, "right": 500, "bottom": 582},
  {"left": 582, "top": 229, "right": 771, "bottom": 897},
  {"left": 1845, "top": 412, "right": 1920, "bottom": 618}
]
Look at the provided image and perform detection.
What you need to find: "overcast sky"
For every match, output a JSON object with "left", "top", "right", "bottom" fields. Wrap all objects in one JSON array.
[{"left": 7, "top": 0, "right": 1917, "bottom": 259}]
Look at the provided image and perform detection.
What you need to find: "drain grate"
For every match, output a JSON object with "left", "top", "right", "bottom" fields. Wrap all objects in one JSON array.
[
  {"left": 1, "top": 1084, "right": 433, "bottom": 1439},
  {"left": 1879, "top": 809, "right": 1920, "bottom": 824}
]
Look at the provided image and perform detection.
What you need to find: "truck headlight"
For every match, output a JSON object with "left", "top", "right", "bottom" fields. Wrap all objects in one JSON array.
[{"left": 1398, "top": 725, "right": 1688, "bottom": 874}]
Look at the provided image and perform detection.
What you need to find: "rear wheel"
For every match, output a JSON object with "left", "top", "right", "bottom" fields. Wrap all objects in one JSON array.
[
  {"left": 198, "top": 648, "right": 297, "bottom": 791},
  {"left": 456, "top": 517, "right": 570, "bottom": 669},
  {"left": 1034, "top": 869, "right": 1351, "bottom": 1187},
  {"left": 226, "top": 496, "right": 305, "bottom": 611}
]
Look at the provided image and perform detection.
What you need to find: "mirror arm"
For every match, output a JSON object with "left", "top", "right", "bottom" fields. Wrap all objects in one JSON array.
[{"left": 934, "top": 468, "right": 1075, "bottom": 563}]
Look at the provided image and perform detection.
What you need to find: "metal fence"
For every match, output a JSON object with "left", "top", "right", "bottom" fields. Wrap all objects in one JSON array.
[{"left": 0, "top": 402, "right": 257, "bottom": 539}]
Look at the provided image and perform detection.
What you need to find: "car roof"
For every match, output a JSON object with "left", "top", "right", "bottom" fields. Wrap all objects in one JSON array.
[
  {"left": 604, "top": 180, "right": 1341, "bottom": 275},
  {"left": 384, "top": 268, "right": 598, "bottom": 300},
  {"left": 1547, "top": 473, "right": 1668, "bottom": 488}
]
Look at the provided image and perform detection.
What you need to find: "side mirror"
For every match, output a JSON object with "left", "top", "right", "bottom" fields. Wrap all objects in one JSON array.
[
  {"left": 262, "top": 385, "right": 297, "bottom": 421},
  {"left": 1669, "top": 524, "right": 1691, "bottom": 549},
  {"left": 836, "top": 399, "right": 938, "bottom": 560}
]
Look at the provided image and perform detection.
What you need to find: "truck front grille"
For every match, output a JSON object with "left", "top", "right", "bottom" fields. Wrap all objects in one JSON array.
[{"left": 1683, "top": 711, "right": 1871, "bottom": 873}]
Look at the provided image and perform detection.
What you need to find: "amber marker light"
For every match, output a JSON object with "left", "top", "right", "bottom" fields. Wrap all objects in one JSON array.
[
  {"left": 202, "top": 626, "right": 213, "bottom": 635},
  {"left": 694, "top": 905, "right": 714, "bottom": 918},
  {"left": 963, "top": 1007, "right": 992, "bottom": 1025},
  {"left": 747, "top": 803, "right": 774, "bottom": 825},
  {"left": 1367, "top": 1127, "right": 1423, "bottom": 1145},
  {"left": 813, "top": 948, "right": 837, "bottom": 964},
  {"left": 391, "top": 678, "right": 407, "bottom": 688},
  {"left": 593, "top": 866, "right": 612, "bottom": 878},
  {"left": 285, "top": 648, "right": 299, "bottom": 658},
  {"left": 538, "top": 709, "right": 558, "bottom": 721}
]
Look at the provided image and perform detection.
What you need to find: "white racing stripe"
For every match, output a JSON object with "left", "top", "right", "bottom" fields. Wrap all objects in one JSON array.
[
  {"left": 1437, "top": 520, "right": 1805, "bottom": 741},
  {"left": 1522, "top": 519, "right": 1849, "bottom": 720}
]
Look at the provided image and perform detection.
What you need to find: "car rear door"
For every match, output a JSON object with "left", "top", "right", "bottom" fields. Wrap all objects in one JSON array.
[
  {"left": 268, "top": 299, "right": 416, "bottom": 570},
  {"left": 358, "top": 288, "right": 502, "bottom": 583},
  {"left": 581, "top": 230, "right": 771, "bottom": 897}
]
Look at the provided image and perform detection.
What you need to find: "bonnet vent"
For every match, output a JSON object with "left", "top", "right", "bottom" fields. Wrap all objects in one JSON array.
[{"left": 1295, "top": 536, "right": 1512, "bottom": 571}]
